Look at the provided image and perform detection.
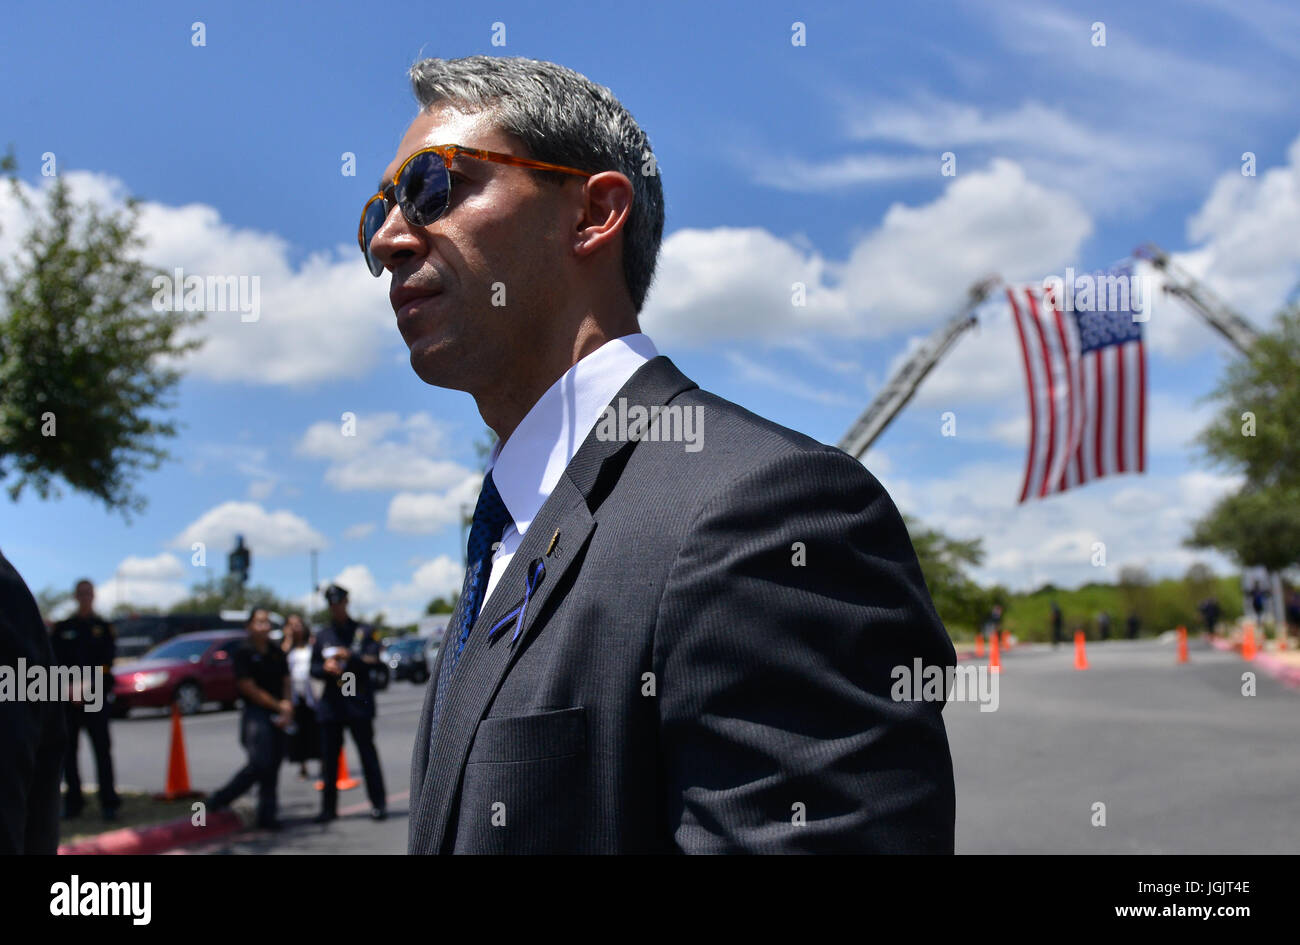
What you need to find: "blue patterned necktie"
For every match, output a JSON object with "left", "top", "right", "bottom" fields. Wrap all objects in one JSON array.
[{"left": 430, "top": 470, "right": 512, "bottom": 737}]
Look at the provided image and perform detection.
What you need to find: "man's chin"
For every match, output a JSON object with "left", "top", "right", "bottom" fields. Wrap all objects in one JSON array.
[{"left": 409, "top": 343, "right": 468, "bottom": 392}]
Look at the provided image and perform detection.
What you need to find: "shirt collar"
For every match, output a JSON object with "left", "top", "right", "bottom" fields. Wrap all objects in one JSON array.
[{"left": 487, "top": 332, "right": 658, "bottom": 538}]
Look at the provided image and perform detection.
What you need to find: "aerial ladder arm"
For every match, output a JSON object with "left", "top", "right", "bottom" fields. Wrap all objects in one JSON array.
[{"left": 838, "top": 276, "right": 1000, "bottom": 460}]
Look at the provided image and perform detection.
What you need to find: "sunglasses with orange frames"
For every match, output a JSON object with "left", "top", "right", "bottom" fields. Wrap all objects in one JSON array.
[{"left": 357, "top": 143, "right": 594, "bottom": 276}]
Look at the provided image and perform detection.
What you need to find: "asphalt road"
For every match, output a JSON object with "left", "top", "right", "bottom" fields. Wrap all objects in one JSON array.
[
  {"left": 72, "top": 637, "right": 1299, "bottom": 854},
  {"left": 948, "top": 637, "right": 1300, "bottom": 853}
]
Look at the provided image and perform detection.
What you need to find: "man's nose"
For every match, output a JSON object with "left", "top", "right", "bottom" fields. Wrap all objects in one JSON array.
[{"left": 369, "top": 204, "right": 428, "bottom": 273}]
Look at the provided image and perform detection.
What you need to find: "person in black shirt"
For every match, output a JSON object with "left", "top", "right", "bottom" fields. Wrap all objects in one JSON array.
[
  {"left": 310, "top": 584, "right": 386, "bottom": 823},
  {"left": 51, "top": 579, "right": 119, "bottom": 821},
  {"left": 207, "top": 608, "right": 291, "bottom": 829},
  {"left": 0, "top": 549, "right": 66, "bottom": 854}
]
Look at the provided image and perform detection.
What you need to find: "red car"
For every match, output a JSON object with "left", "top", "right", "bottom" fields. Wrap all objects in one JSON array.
[{"left": 111, "top": 630, "right": 246, "bottom": 717}]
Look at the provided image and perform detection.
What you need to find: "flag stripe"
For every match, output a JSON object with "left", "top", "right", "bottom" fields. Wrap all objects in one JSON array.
[
  {"left": 1118, "top": 337, "right": 1128, "bottom": 473},
  {"left": 1026, "top": 291, "right": 1059, "bottom": 498},
  {"left": 1136, "top": 339, "right": 1146, "bottom": 473},
  {"left": 1008, "top": 289, "right": 1039, "bottom": 504}
]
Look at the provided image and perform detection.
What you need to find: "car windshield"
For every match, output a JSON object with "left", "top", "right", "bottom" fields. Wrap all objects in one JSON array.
[
  {"left": 143, "top": 637, "right": 223, "bottom": 662},
  {"left": 390, "top": 639, "right": 422, "bottom": 652}
]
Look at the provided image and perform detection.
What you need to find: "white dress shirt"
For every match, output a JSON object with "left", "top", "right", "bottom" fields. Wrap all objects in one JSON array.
[{"left": 478, "top": 332, "right": 659, "bottom": 611}]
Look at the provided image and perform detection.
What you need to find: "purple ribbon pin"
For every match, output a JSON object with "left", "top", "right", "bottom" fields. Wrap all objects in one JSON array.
[{"left": 487, "top": 557, "right": 546, "bottom": 644}]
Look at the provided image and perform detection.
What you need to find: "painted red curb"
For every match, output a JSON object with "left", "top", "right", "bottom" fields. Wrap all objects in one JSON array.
[
  {"left": 1209, "top": 637, "right": 1300, "bottom": 688},
  {"left": 58, "top": 808, "right": 245, "bottom": 855}
]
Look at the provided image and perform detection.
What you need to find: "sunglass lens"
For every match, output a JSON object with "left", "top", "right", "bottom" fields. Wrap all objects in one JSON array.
[
  {"left": 361, "top": 198, "right": 387, "bottom": 276},
  {"left": 396, "top": 150, "right": 450, "bottom": 227}
]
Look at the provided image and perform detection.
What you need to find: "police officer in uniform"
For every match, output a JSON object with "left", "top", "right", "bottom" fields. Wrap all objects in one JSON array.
[
  {"left": 207, "top": 607, "right": 291, "bottom": 829},
  {"left": 51, "top": 579, "right": 119, "bottom": 820},
  {"left": 310, "top": 585, "right": 386, "bottom": 822}
]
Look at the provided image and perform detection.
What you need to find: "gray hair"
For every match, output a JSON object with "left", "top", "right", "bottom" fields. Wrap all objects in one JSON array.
[{"left": 408, "top": 56, "right": 663, "bottom": 313}]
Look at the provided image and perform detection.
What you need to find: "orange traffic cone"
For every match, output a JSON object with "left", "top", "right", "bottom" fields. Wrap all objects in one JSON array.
[
  {"left": 315, "top": 748, "right": 360, "bottom": 791},
  {"left": 974, "top": 633, "right": 986, "bottom": 658},
  {"left": 989, "top": 631, "right": 1001, "bottom": 673},
  {"left": 1073, "top": 630, "right": 1090, "bottom": 670},
  {"left": 1242, "top": 623, "right": 1257, "bottom": 661},
  {"left": 1000, "top": 629, "right": 1010, "bottom": 650},
  {"left": 1176, "top": 625, "right": 1189, "bottom": 664},
  {"left": 155, "top": 701, "right": 201, "bottom": 800}
]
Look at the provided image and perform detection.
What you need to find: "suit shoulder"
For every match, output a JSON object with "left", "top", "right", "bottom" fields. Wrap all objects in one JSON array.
[{"left": 671, "top": 386, "right": 881, "bottom": 483}]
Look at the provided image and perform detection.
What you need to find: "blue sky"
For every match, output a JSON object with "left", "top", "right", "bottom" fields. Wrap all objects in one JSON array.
[{"left": 3, "top": 0, "right": 1298, "bottom": 622}]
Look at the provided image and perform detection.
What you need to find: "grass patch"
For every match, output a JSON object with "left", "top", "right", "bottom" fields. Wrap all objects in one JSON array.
[{"left": 60, "top": 790, "right": 200, "bottom": 842}]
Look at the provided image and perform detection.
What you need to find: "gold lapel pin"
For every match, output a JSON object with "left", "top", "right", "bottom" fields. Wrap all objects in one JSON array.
[{"left": 546, "top": 528, "right": 560, "bottom": 557}]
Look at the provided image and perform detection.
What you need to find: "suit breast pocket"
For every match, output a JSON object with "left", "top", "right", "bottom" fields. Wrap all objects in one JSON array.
[{"left": 456, "top": 707, "right": 588, "bottom": 853}]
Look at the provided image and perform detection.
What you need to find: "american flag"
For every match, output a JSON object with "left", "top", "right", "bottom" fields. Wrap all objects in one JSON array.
[{"left": 1007, "top": 267, "right": 1146, "bottom": 502}]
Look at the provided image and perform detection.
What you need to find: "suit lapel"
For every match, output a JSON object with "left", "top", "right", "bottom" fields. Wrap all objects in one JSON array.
[
  {"left": 411, "top": 475, "right": 595, "bottom": 853},
  {"left": 408, "top": 631, "right": 450, "bottom": 846},
  {"left": 409, "top": 355, "right": 698, "bottom": 854}
]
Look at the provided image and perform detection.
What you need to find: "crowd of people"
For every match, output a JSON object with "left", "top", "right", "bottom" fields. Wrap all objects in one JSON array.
[
  {"left": 36, "top": 578, "right": 389, "bottom": 833},
  {"left": 207, "top": 583, "right": 388, "bottom": 830}
]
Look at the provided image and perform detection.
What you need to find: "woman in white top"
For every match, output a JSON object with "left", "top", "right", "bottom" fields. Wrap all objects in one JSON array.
[{"left": 282, "top": 614, "right": 320, "bottom": 780}]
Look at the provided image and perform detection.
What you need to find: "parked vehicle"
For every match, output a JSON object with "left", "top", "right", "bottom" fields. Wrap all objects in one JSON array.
[
  {"left": 112, "top": 613, "right": 246, "bottom": 662},
  {"left": 111, "top": 630, "right": 246, "bottom": 717},
  {"left": 385, "top": 637, "right": 430, "bottom": 684}
]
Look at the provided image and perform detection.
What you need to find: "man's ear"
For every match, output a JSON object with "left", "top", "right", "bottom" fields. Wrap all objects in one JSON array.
[{"left": 573, "top": 171, "right": 633, "bottom": 260}]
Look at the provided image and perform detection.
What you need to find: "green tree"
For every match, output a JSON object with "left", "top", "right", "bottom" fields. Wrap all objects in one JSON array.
[
  {"left": 904, "top": 516, "right": 998, "bottom": 636},
  {"left": 1187, "top": 485, "right": 1300, "bottom": 573},
  {"left": 1182, "top": 562, "right": 1218, "bottom": 605},
  {"left": 425, "top": 594, "right": 458, "bottom": 615},
  {"left": 0, "top": 155, "right": 202, "bottom": 515},
  {"left": 34, "top": 585, "right": 71, "bottom": 621},
  {"left": 168, "top": 575, "right": 298, "bottom": 617},
  {"left": 1187, "top": 307, "right": 1300, "bottom": 574}
]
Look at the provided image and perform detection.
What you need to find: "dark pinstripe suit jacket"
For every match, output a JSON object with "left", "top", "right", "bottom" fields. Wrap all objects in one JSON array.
[{"left": 408, "top": 355, "right": 956, "bottom": 853}]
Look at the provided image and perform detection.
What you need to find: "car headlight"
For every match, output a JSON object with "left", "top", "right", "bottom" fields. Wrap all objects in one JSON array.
[{"left": 133, "top": 672, "right": 170, "bottom": 691}]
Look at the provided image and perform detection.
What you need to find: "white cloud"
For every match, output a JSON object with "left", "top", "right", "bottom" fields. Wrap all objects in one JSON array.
[
  {"left": 877, "top": 457, "right": 1241, "bottom": 591},
  {"left": 343, "top": 522, "right": 377, "bottom": 540},
  {"left": 723, "top": 352, "right": 856, "bottom": 407},
  {"left": 834, "top": 98, "right": 1190, "bottom": 212},
  {"left": 387, "top": 473, "right": 484, "bottom": 535},
  {"left": 1172, "top": 133, "right": 1300, "bottom": 327},
  {"left": 842, "top": 160, "right": 1091, "bottom": 331},
  {"left": 976, "top": 0, "right": 1282, "bottom": 116},
  {"left": 296, "top": 411, "right": 472, "bottom": 492},
  {"left": 324, "top": 555, "right": 463, "bottom": 625},
  {"left": 751, "top": 152, "right": 937, "bottom": 191},
  {"left": 171, "top": 501, "right": 328, "bottom": 558},
  {"left": 0, "top": 170, "right": 398, "bottom": 388},
  {"left": 115, "top": 553, "right": 186, "bottom": 581},
  {"left": 93, "top": 553, "right": 191, "bottom": 614},
  {"left": 642, "top": 160, "right": 1091, "bottom": 347},
  {"left": 640, "top": 227, "right": 852, "bottom": 344}
]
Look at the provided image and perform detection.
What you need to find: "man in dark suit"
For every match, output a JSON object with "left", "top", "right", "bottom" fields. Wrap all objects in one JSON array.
[
  {"left": 0, "top": 549, "right": 66, "bottom": 853},
  {"left": 364, "top": 55, "right": 956, "bottom": 853}
]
